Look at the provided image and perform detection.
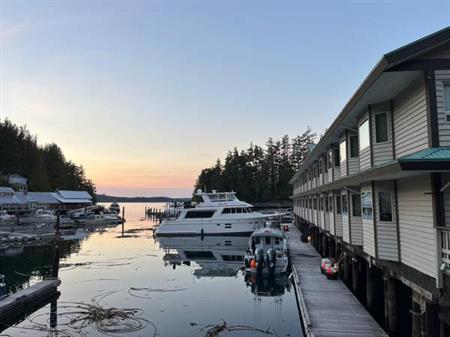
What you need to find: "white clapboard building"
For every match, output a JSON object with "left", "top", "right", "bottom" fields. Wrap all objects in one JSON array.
[{"left": 290, "top": 27, "right": 450, "bottom": 337}]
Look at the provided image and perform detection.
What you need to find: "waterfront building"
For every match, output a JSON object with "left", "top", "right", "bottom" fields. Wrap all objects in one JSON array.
[
  {"left": 290, "top": 27, "right": 450, "bottom": 337},
  {"left": 0, "top": 187, "right": 27, "bottom": 211},
  {"left": 0, "top": 174, "right": 28, "bottom": 192}
]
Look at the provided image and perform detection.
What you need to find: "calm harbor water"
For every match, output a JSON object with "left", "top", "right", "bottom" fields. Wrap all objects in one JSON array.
[{"left": 0, "top": 203, "right": 302, "bottom": 337}]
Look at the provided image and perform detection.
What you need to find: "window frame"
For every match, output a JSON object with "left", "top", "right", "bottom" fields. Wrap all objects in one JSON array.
[
  {"left": 340, "top": 140, "right": 347, "bottom": 163},
  {"left": 374, "top": 112, "right": 389, "bottom": 143},
  {"left": 359, "top": 119, "right": 370, "bottom": 151},
  {"left": 378, "top": 191, "right": 393, "bottom": 222},
  {"left": 349, "top": 135, "right": 359, "bottom": 158},
  {"left": 444, "top": 82, "right": 450, "bottom": 123},
  {"left": 351, "top": 193, "right": 361, "bottom": 217}
]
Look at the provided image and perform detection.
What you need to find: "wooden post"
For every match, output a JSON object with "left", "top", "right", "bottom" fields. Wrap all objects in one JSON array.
[
  {"left": 366, "top": 265, "right": 376, "bottom": 312},
  {"left": 352, "top": 257, "right": 360, "bottom": 295},
  {"left": 122, "top": 207, "right": 125, "bottom": 236},
  {"left": 384, "top": 275, "right": 398, "bottom": 335}
]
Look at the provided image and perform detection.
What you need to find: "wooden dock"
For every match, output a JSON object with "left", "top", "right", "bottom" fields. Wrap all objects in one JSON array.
[
  {"left": 0, "top": 279, "right": 60, "bottom": 326},
  {"left": 286, "top": 224, "right": 387, "bottom": 337}
]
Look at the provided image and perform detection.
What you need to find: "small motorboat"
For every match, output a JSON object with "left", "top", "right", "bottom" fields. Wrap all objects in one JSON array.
[
  {"left": 244, "top": 227, "right": 289, "bottom": 274},
  {"left": 0, "top": 210, "right": 16, "bottom": 225},
  {"left": 110, "top": 202, "right": 120, "bottom": 214}
]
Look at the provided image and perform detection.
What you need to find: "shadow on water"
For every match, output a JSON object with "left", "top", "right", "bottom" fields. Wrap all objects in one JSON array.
[{"left": 0, "top": 203, "right": 302, "bottom": 337}]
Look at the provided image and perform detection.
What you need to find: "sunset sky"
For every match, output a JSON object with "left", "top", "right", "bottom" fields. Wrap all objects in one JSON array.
[{"left": 1, "top": 1, "right": 450, "bottom": 197}]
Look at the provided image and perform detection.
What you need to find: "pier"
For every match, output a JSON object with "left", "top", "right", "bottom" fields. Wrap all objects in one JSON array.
[
  {"left": 0, "top": 279, "right": 60, "bottom": 327},
  {"left": 286, "top": 224, "right": 387, "bottom": 337}
]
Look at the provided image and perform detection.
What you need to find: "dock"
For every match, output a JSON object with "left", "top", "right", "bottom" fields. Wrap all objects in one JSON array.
[
  {"left": 286, "top": 224, "right": 387, "bottom": 337},
  {"left": 0, "top": 279, "right": 60, "bottom": 327}
]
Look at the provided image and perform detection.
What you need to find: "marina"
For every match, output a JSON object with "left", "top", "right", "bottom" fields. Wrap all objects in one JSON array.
[{"left": 0, "top": 203, "right": 302, "bottom": 337}]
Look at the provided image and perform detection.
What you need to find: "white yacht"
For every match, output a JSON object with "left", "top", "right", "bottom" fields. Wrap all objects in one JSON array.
[
  {"left": 154, "top": 190, "right": 266, "bottom": 236},
  {"left": 19, "top": 209, "right": 57, "bottom": 225}
]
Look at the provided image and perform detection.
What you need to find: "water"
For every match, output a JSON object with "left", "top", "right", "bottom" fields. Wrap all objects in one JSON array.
[{"left": 0, "top": 203, "right": 302, "bottom": 337}]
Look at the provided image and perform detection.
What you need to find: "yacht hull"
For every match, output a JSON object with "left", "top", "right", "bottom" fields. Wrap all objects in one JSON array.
[{"left": 155, "top": 218, "right": 262, "bottom": 236}]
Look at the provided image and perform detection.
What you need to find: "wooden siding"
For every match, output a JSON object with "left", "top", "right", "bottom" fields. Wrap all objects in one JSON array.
[
  {"left": 393, "top": 78, "right": 429, "bottom": 157},
  {"left": 360, "top": 146, "right": 371, "bottom": 171},
  {"left": 342, "top": 190, "right": 350, "bottom": 244},
  {"left": 442, "top": 173, "right": 450, "bottom": 227},
  {"left": 361, "top": 183, "right": 376, "bottom": 257},
  {"left": 435, "top": 70, "right": 450, "bottom": 146},
  {"left": 372, "top": 107, "right": 394, "bottom": 165},
  {"left": 329, "top": 193, "right": 335, "bottom": 235},
  {"left": 350, "top": 192, "right": 363, "bottom": 246},
  {"left": 397, "top": 175, "right": 437, "bottom": 279},
  {"left": 375, "top": 181, "right": 399, "bottom": 261}
]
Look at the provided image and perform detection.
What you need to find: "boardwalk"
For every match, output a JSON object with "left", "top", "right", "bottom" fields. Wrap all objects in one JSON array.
[
  {"left": 0, "top": 279, "right": 60, "bottom": 325},
  {"left": 286, "top": 224, "right": 387, "bottom": 337}
]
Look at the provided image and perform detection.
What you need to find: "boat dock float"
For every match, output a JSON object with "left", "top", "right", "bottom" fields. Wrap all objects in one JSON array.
[
  {"left": 286, "top": 224, "right": 387, "bottom": 337},
  {"left": 0, "top": 279, "right": 60, "bottom": 327}
]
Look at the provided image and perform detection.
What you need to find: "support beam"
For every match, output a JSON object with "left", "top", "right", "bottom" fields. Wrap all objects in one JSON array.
[
  {"left": 366, "top": 266, "right": 376, "bottom": 312},
  {"left": 384, "top": 275, "right": 398, "bottom": 335}
]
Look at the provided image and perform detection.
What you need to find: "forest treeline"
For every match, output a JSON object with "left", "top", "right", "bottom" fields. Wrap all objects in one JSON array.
[
  {"left": 0, "top": 118, "right": 96, "bottom": 198},
  {"left": 194, "top": 128, "right": 317, "bottom": 202}
]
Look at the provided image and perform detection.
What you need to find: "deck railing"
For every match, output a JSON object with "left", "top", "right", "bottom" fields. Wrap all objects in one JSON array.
[{"left": 440, "top": 227, "right": 450, "bottom": 274}]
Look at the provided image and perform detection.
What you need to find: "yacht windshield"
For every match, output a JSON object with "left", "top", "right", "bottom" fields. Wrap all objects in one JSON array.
[{"left": 208, "top": 193, "right": 236, "bottom": 202}]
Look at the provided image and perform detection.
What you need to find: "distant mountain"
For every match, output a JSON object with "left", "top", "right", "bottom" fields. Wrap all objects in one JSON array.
[{"left": 95, "top": 194, "right": 190, "bottom": 203}]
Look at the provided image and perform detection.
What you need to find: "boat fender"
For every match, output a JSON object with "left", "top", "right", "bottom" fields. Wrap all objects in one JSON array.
[{"left": 250, "top": 258, "right": 257, "bottom": 270}]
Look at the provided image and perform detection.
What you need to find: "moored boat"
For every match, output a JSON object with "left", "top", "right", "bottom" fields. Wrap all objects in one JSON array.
[
  {"left": 155, "top": 190, "right": 266, "bottom": 236},
  {"left": 244, "top": 227, "right": 289, "bottom": 274}
]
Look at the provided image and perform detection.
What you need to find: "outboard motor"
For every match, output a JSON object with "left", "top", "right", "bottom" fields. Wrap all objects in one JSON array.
[
  {"left": 244, "top": 254, "right": 251, "bottom": 269},
  {"left": 266, "top": 248, "right": 276, "bottom": 274},
  {"left": 255, "top": 248, "right": 265, "bottom": 274}
]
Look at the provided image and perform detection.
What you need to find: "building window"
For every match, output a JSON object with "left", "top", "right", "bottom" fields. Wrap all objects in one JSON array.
[
  {"left": 328, "top": 151, "right": 333, "bottom": 169},
  {"left": 340, "top": 140, "right": 347, "bottom": 163},
  {"left": 361, "top": 191, "right": 373, "bottom": 220},
  {"left": 329, "top": 196, "right": 333, "bottom": 212},
  {"left": 359, "top": 119, "right": 370, "bottom": 151},
  {"left": 378, "top": 192, "right": 393, "bottom": 222},
  {"left": 334, "top": 148, "right": 340, "bottom": 167},
  {"left": 352, "top": 194, "right": 361, "bottom": 217},
  {"left": 342, "top": 195, "right": 348, "bottom": 214},
  {"left": 375, "top": 113, "right": 389, "bottom": 143},
  {"left": 445, "top": 83, "right": 450, "bottom": 122},
  {"left": 336, "top": 196, "right": 341, "bottom": 214},
  {"left": 350, "top": 135, "right": 359, "bottom": 157}
]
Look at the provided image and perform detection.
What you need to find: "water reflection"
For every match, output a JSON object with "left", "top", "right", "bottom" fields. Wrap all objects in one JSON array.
[
  {"left": 0, "top": 203, "right": 301, "bottom": 337},
  {"left": 158, "top": 236, "right": 248, "bottom": 278}
]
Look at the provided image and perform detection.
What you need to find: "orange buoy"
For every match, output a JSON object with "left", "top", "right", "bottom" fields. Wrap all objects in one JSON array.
[{"left": 250, "top": 258, "right": 257, "bottom": 269}]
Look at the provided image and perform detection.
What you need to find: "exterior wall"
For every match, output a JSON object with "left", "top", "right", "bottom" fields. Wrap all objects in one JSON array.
[
  {"left": 324, "top": 195, "right": 330, "bottom": 231},
  {"left": 361, "top": 183, "right": 376, "bottom": 257},
  {"left": 435, "top": 69, "right": 450, "bottom": 146},
  {"left": 347, "top": 133, "right": 360, "bottom": 176},
  {"left": 397, "top": 175, "right": 437, "bottom": 278},
  {"left": 329, "top": 193, "right": 335, "bottom": 235},
  {"left": 335, "top": 191, "right": 343, "bottom": 237},
  {"left": 372, "top": 103, "right": 394, "bottom": 165},
  {"left": 342, "top": 190, "right": 351, "bottom": 244},
  {"left": 443, "top": 173, "right": 450, "bottom": 226},
  {"left": 393, "top": 78, "right": 429, "bottom": 158},
  {"left": 375, "top": 180, "right": 399, "bottom": 261},
  {"left": 349, "top": 191, "right": 363, "bottom": 246}
]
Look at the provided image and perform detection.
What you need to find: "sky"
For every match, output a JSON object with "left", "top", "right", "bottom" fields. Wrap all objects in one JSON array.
[{"left": 1, "top": 0, "right": 450, "bottom": 197}]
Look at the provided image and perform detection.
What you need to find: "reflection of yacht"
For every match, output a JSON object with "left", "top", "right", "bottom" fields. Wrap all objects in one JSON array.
[
  {"left": 158, "top": 235, "right": 249, "bottom": 278},
  {"left": 244, "top": 228, "right": 289, "bottom": 274},
  {"left": 245, "top": 273, "right": 291, "bottom": 297},
  {"left": 155, "top": 190, "right": 266, "bottom": 236}
]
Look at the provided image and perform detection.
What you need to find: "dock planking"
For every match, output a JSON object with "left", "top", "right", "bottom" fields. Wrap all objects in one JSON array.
[
  {"left": 286, "top": 224, "right": 387, "bottom": 337},
  {"left": 0, "top": 279, "right": 60, "bottom": 327}
]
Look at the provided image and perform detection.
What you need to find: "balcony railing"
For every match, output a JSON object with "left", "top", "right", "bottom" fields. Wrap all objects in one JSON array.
[{"left": 440, "top": 227, "right": 450, "bottom": 274}]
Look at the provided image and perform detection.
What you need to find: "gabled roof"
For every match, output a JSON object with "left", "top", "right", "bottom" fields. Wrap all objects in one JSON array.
[
  {"left": 290, "top": 26, "right": 450, "bottom": 184},
  {"left": 24, "top": 192, "right": 60, "bottom": 204},
  {"left": 55, "top": 190, "right": 93, "bottom": 200},
  {"left": 0, "top": 187, "right": 14, "bottom": 193}
]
